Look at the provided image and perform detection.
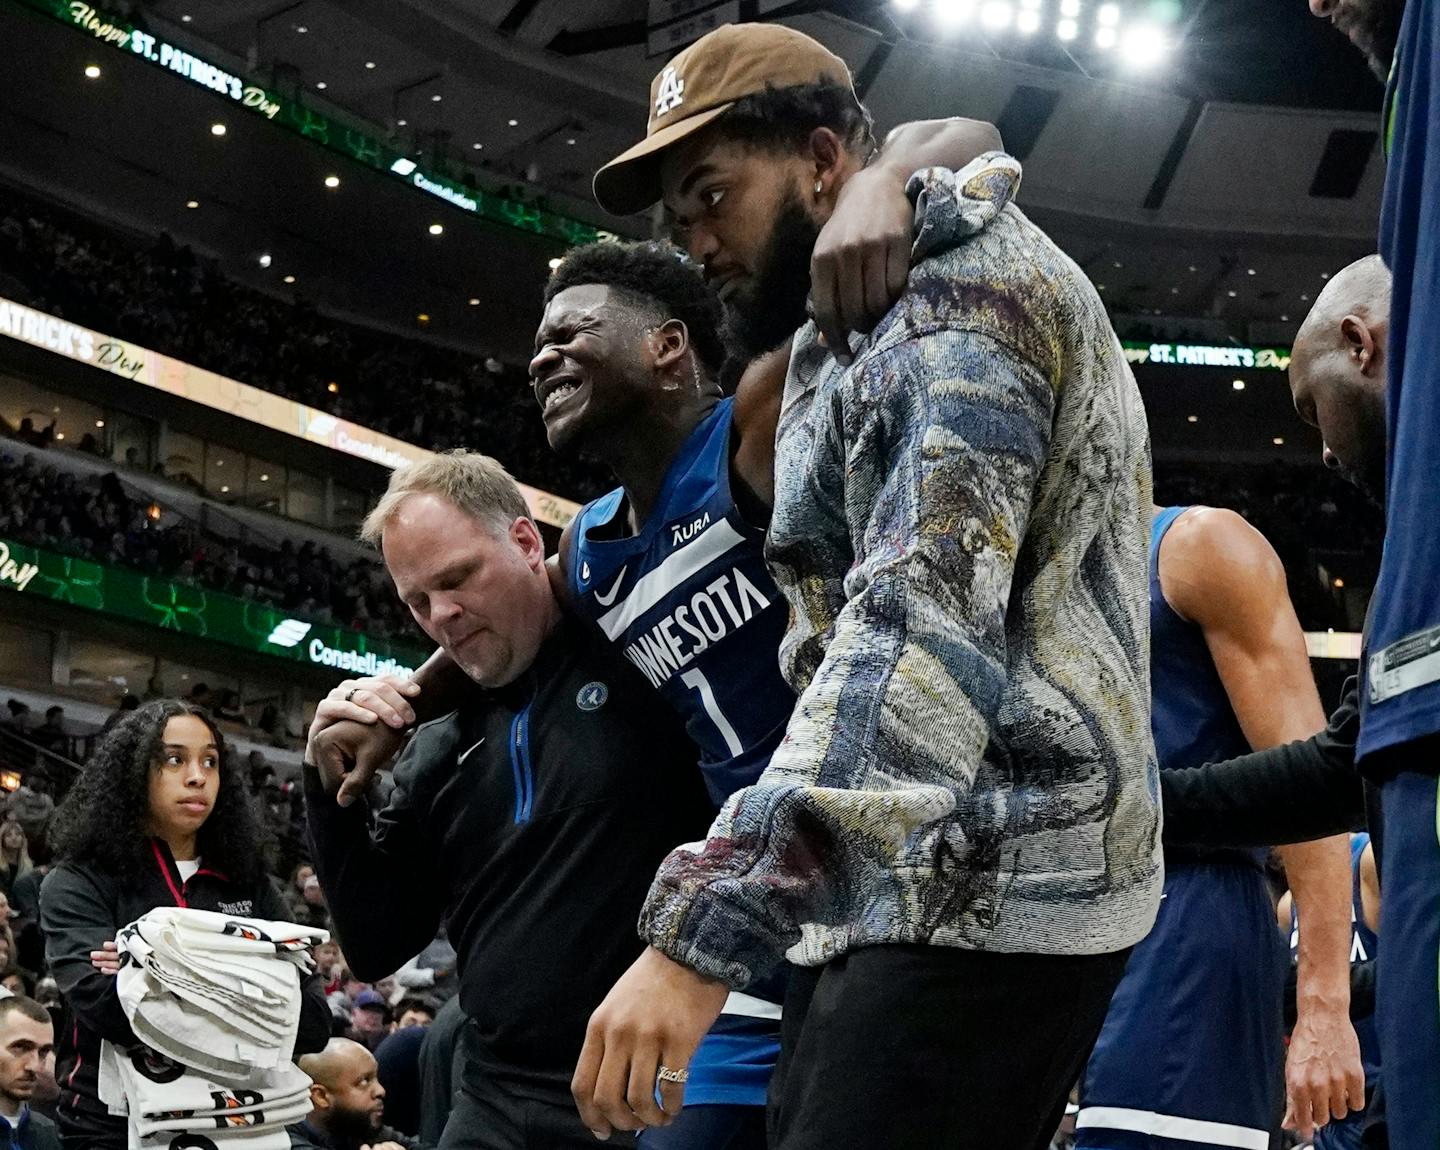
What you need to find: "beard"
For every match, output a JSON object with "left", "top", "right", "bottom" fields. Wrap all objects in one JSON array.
[
  {"left": 325, "top": 1106, "right": 382, "bottom": 1149},
  {"left": 1332, "top": 0, "right": 1405, "bottom": 80},
  {"left": 723, "top": 190, "right": 820, "bottom": 359}
]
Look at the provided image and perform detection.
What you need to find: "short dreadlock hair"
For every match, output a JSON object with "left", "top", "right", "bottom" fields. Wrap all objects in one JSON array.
[{"left": 543, "top": 241, "right": 727, "bottom": 375}]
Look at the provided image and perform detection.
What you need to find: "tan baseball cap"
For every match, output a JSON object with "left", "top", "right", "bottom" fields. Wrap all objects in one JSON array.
[{"left": 592, "top": 22, "right": 855, "bottom": 217}]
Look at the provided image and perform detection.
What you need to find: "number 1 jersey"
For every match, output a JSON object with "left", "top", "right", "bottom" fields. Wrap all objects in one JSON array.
[{"left": 567, "top": 397, "right": 793, "bottom": 806}]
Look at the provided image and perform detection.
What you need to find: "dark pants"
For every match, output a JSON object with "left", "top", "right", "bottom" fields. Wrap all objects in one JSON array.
[
  {"left": 767, "top": 943, "right": 1132, "bottom": 1150},
  {"left": 1375, "top": 761, "right": 1440, "bottom": 1150},
  {"left": 438, "top": 1021, "right": 636, "bottom": 1150},
  {"left": 639, "top": 1104, "right": 767, "bottom": 1150}
]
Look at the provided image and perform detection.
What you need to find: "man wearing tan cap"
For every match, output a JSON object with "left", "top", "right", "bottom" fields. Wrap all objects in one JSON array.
[{"left": 573, "top": 20, "right": 1163, "bottom": 1150}]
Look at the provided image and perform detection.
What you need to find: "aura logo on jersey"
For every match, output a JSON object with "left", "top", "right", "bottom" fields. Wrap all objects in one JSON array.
[{"left": 622, "top": 566, "right": 772, "bottom": 688}]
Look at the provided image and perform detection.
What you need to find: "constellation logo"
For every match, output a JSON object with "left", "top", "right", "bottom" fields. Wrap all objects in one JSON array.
[
  {"left": 266, "top": 619, "right": 312, "bottom": 648},
  {"left": 307, "top": 638, "right": 415, "bottom": 679}
]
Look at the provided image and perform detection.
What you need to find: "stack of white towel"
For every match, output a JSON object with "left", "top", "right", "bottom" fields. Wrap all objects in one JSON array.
[{"left": 98, "top": 907, "right": 328, "bottom": 1150}]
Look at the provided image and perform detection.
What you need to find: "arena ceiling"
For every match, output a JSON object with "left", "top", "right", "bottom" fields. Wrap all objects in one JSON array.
[{"left": 0, "top": 0, "right": 1377, "bottom": 465}]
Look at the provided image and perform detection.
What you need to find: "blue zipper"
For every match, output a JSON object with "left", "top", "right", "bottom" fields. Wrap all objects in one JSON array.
[{"left": 508, "top": 704, "right": 535, "bottom": 824}]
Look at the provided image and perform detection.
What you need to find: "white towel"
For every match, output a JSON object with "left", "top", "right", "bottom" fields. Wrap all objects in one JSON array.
[{"left": 103, "top": 907, "right": 325, "bottom": 1150}]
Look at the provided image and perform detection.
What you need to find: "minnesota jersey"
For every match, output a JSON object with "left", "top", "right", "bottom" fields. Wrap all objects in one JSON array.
[
  {"left": 568, "top": 397, "right": 793, "bottom": 806},
  {"left": 1078, "top": 507, "right": 1288, "bottom": 1150}
]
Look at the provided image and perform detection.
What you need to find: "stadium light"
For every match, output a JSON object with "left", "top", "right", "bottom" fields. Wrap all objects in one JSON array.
[
  {"left": 1098, "top": 3, "right": 1120, "bottom": 24},
  {"left": 258, "top": 254, "right": 272, "bottom": 268},
  {"left": 1232, "top": 379, "right": 1246, "bottom": 390},
  {"left": 1057, "top": 17, "right": 1078, "bottom": 39},
  {"left": 84, "top": 64, "right": 101, "bottom": 79},
  {"left": 1095, "top": 24, "right": 1117, "bottom": 47},
  {"left": 1017, "top": 8, "right": 1041, "bottom": 32},
  {"left": 324, "top": 175, "right": 341, "bottom": 188},
  {"left": 894, "top": 0, "right": 921, "bottom": 9},
  {"left": 934, "top": 0, "right": 978, "bottom": 29},
  {"left": 981, "top": 2, "right": 1013, "bottom": 29},
  {"left": 1120, "top": 23, "right": 1167, "bottom": 65},
  {"left": 1060, "top": 0, "right": 1081, "bottom": 15},
  {"left": 210, "top": 123, "right": 226, "bottom": 136},
  {"left": 428, "top": 223, "right": 444, "bottom": 235}
]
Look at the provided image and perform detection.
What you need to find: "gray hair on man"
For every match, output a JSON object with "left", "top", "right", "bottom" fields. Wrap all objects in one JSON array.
[{"left": 360, "top": 450, "right": 533, "bottom": 547}]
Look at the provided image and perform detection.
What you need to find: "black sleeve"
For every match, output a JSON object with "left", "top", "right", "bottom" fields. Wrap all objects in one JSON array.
[
  {"left": 1161, "top": 678, "right": 1365, "bottom": 848},
  {"left": 38, "top": 865, "right": 138, "bottom": 1046},
  {"left": 304, "top": 751, "right": 446, "bottom": 983},
  {"left": 254, "top": 877, "right": 331, "bottom": 1058}
]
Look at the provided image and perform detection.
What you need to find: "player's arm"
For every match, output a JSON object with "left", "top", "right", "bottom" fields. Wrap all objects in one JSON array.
[
  {"left": 1161, "top": 508, "right": 1363, "bottom": 1139},
  {"left": 1359, "top": 839, "right": 1380, "bottom": 934},
  {"left": 729, "top": 342, "right": 791, "bottom": 519},
  {"left": 812, "top": 117, "right": 1003, "bottom": 358}
]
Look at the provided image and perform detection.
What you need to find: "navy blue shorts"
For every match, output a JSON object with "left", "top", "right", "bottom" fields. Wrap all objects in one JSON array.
[
  {"left": 1376, "top": 768, "right": 1440, "bottom": 1150},
  {"left": 1077, "top": 859, "right": 1287, "bottom": 1150}
]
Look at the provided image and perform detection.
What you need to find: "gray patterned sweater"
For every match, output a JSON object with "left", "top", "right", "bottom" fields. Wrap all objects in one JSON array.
[{"left": 639, "top": 153, "right": 1163, "bottom": 988}]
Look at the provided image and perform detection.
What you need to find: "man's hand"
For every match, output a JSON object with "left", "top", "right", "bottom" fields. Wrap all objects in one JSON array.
[
  {"left": 1282, "top": 1005, "right": 1365, "bottom": 1139},
  {"left": 362, "top": 1141, "right": 408, "bottom": 1150},
  {"left": 306, "top": 677, "right": 420, "bottom": 807},
  {"left": 810, "top": 164, "right": 913, "bottom": 365},
  {"left": 572, "top": 946, "right": 729, "bottom": 1139},
  {"left": 308, "top": 718, "right": 406, "bottom": 808},
  {"left": 308, "top": 676, "right": 420, "bottom": 741}
]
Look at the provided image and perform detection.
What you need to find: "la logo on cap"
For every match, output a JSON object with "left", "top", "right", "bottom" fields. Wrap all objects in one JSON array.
[{"left": 655, "top": 65, "right": 685, "bottom": 116}]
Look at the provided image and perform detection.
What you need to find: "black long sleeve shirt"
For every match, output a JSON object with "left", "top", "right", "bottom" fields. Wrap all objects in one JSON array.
[
  {"left": 1160, "top": 677, "right": 1375, "bottom": 852},
  {"left": 305, "top": 619, "right": 714, "bottom": 1101}
]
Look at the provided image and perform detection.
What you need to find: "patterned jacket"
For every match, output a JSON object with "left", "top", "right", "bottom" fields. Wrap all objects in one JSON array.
[{"left": 640, "top": 153, "right": 1163, "bottom": 987}]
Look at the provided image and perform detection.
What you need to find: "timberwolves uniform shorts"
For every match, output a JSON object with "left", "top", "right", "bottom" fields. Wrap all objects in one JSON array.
[{"left": 1077, "top": 857, "right": 1287, "bottom": 1150}]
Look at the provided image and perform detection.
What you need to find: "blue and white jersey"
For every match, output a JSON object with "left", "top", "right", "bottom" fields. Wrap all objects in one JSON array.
[{"left": 568, "top": 397, "right": 794, "bottom": 807}]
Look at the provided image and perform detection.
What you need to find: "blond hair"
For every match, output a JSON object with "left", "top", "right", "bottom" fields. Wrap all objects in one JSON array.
[{"left": 360, "top": 451, "right": 532, "bottom": 546}]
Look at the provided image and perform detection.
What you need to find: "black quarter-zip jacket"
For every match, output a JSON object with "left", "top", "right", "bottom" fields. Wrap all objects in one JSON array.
[
  {"left": 305, "top": 618, "right": 714, "bottom": 1101},
  {"left": 41, "top": 840, "right": 331, "bottom": 1138}
]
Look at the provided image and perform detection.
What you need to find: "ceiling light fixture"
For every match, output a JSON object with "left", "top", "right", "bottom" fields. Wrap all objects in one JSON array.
[
  {"left": 473, "top": 142, "right": 483, "bottom": 150},
  {"left": 295, "top": 24, "right": 307, "bottom": 32},
  {"left": 185, "top": 199, "right": 199, "bottom": 209},
  {"left": 397, "top": 118, "right": 408, "bottom": 126},
  {"left": 181, "top": 13, "right": 192, "bottom": 21},
  {"left": 283, "top": 274, "right": 296, "bottom": 284},
  {"left": 260, "top": 474, "right": 270, "bottom": 482},
  {"left": 894, "top": 0, "right": 921, "bottom": 9},
  {"left": 1060, "top": 0, "right": 1081, "bottom": 15},
  {"left": 324, "top": 175, "right": 340, "bottom": 188},
  {"left": 327, "top": 382, "right": 339, "bottom": 393},
  {"left": 432, "top": 94, "right": 442, "bottom": 102},
  {"left": 1232, "top": 379, "right": 1246, "bottom": 390},
  {"left": 547, "top": 257, "right": 562, "bottom": 270},
  {"left": 258, "top": 254, "right": 272, "bottom": 268},
  {"left": 365, "top": 61, "right": 376, "bottom": 69},
  {"left": 1272, "top": 437, "right": 1285, "bottom": 446},
  {"left": 468, "top": 297, "right": 480, "bottom": 305},
  {"left": 316, "top": 81, "right": 327, "bottom": 90},
  {"left": 1017, "top": 8, "right": 1040, "bottom": 31},
  {"left": 1056, "top": 17, "right": 1078, "bottom": 37},
  {"left": 1227, "top": 289, "right": 1237, "bottom": 297},
  {"left": 565, "top": 137, "right": 577, "bottom": 145},
  {"left": 428, "top": 223, "right": 444, "bottom": 235},
  {"left": 935, "top": 0, "right": 978, "bottom": 27},
  {"left": 1095, "top": 24, "right": 1117, "bottom": 47},
  {"left": 211, "top": 123, "right": 226, "bottom": 136},
  {"left": 1186, "top": 415, "right": 1198, "bottom": 423},
  {"left": 95, "top": 419, "right": 105, "bottom": 428},
  {"left": 84, "top": 64, "right": 101, "bottom": 79},
  {"left": 981, "top": 2, "right": 1013, "bottom": 28},
  {"left": 1097, "top": 3, "right": 1119, "bottom": 23},
  {"left": 1119, "top": 23, "right": 1167, "bottom": 65},
  {"left": 508, "top": 118, "right": 519, "bottom": 126}
]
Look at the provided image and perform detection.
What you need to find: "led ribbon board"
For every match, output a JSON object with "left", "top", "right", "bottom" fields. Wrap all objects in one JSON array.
[
  {"left": 17, "top": 0, "right": 617, "bottom": 247},
  {"left": 1122, "top": 342, "right": 1292, "bottom": 371},
  {"left": 0, "top": 294, "right": 582, "bottom": 529},
  {"left": 0, "top": 535, "right": 428, "bottom": 678}
]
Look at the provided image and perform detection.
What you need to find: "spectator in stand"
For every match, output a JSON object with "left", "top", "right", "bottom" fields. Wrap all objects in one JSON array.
[
  {"left": 0, "top": 997, "right": 59, "bottom": 1150},
  {"left": 0, "top": 187, "right": 611, "bottom": 507},
  {"left": 313, "top": 941, "right": 344, "bottom": 998},
  {"left": 6, "top": 871, "right": 44, "bottom": 979},
  {"left": 393, "top": 1000, "right": 435, "bottom": 1030},
  {"left": 289, "top": 1039, "right": 425, "bottom": 1150},
  {"left": 0, "top": 825, "right": 32, "bottom": 899},
  {"left": 26, "top": 711, "right": 65, "bottom": 758},
  {"left": 3, "top": 788, "right": 53, "bottom": 857},
  {"left": 98, "top": 695, "right": 139, "bottom": 736},
  {"left": 347, "top": 990, "right": 390, "bottom": 1052},
  {"left": 1, "top": 974, "right": 30, "bottom": 999},
  {"left": 294, "top": 873, "right": 331, "bottom": 931}
]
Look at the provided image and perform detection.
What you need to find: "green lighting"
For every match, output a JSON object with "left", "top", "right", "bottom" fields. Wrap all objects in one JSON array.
[
  {"left": 0, "top": 535, "right": 427, "bottom": 678},
  {"left": 18, "top": 0, "right": 617, "bottom": 248}
]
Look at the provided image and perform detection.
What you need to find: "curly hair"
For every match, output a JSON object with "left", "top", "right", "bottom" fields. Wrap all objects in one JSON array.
[
  {"left": 543, "top": 240, "right": 727, "bottom": 375},
  {"left": 49, "top": 700, "right": 265, "bottom": 885},
  {"left": 713, "top": 81, "right": 876, "bottom": 161}
]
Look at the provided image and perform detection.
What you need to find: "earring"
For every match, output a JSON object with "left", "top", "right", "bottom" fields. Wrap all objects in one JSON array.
[{"left": 814, "top": 180, "right": 823, "bottom": 194}]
